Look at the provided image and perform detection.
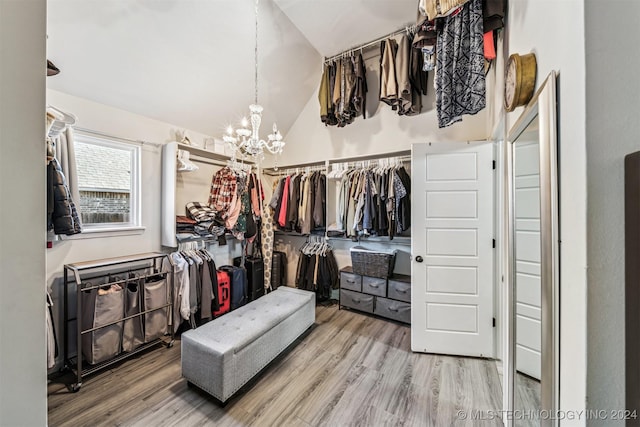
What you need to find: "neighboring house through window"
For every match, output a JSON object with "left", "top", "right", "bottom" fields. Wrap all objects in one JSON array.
[{"left": 74, "top": 133, "right": 141, "bottom": 230}]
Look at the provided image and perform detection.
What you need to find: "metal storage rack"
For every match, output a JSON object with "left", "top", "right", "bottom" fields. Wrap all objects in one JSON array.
[{"left": 63, "top": 252, "right": 174, "bottom": 392}]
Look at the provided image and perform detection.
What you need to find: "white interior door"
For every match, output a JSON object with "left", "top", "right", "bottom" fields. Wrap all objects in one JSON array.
[
  {"left": 514, "top": 141, "right": 542, "bottom": 380},
  {"left": 411, "top": 142, "right": 494, "bottom": 357}
]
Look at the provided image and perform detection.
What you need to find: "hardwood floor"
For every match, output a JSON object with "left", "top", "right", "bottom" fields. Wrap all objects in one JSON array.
[{"left": 48, "top": 304, "right": 504, "bottom": 426}]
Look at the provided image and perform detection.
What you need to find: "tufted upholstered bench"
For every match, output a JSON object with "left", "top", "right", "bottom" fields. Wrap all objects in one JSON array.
[{"left": 181, "top": 286, "right": 315, "bottom": 403}]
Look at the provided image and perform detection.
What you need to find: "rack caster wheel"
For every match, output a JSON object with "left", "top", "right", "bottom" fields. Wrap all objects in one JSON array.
[
  {"left": 167, "top": 340, "right": 175, "bottom": 348},
  {"left": 69, "top": 383, "right": 81, "bottom": 393}
]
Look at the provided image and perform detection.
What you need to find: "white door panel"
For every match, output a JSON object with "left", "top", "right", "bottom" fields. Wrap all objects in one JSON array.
[
  {"left": 412, "top": 142, "right": 494, "bottom": 358},
  {"left": 426, "top": 152, "right": 478, "bottom": 181},
  {"left": 426, "top": 228, "right": 478, "bottom": 257},
  {"left": 426, "top": 191, "right": 478, "bottom": 218},
  {"left": 427, "top": 266, "right": 478, "bottom": 295},
  {"left": 514, "top": 141, "right": 542, "bottom": 380},
  {"left": 426, "top": 303, "right": 478, "bottom": 333}
]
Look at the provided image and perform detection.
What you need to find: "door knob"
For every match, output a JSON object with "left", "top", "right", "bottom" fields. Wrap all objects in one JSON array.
[{"left": 415, "top": 256, "right": 424, "bottom": 263}]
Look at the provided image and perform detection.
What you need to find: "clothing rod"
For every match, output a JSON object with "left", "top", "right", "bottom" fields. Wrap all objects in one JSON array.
[
  {"left": 328, "top": 149, "right": 411, "bottom": 164},
  {"left": 334, "top": 156, "right": 412, "bottom": 168},
  {"left": 188, "top": 154, "right": 230, "bottom": 168},
  {"left": 324, "top": 22, "right": 417, "bottom": 64},
  {"left": 263, "top": 150, "right": 412, "bottom": 173},
  {"left": 262, "top": 159, "right": 326, "bottom": 173},
  {"left": 74, "top": 127, "right": 162, "bottom": 148}
]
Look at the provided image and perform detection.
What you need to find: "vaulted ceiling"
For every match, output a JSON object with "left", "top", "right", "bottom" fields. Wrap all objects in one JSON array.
[{"left": 46, "top": 0, "right": 417, "bottom": 138}]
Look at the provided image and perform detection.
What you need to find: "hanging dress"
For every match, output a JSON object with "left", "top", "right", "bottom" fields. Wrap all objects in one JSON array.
[
  {"left": 435, "top": 0, "right": 486, "bottom": 128},
  {"left": 261, "top": 206, "right": 275, "bottom": 291}
]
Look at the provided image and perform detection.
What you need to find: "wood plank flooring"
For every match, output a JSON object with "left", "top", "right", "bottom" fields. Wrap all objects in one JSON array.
[{"left": 48, "top": 304, "right": 504, "bottom": 427}]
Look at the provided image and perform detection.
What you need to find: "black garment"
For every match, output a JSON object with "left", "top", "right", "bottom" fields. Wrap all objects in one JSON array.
[
  {"left": 410, "top": 33, "right": 429, "bottom": 96},
  {"left": 376, "top": 173, "right": 389, "bottom": 236},
  {"left": 295, "top": 249, "right": 339, "bottom": 301},
  {"left": 47, "top": 158, "right": 81, "bottom": 235},
  {"left": 199, "top": 249, "right": 219, "bottom": 313},
  {"left": 484, "top": 0, "right": 506, "bottom": 32},
  {"left": 287, "top": 174, "right": 302, "bottom": 231},
  {"left": 313, "top": 173, "right": 326, "bottom": 228},
  {"left": 396, "top": 166, "right": 412, "bottom": 233},
  {"left": 327, "top": 63, "right": 338, "bottom": 126},
  {"left": 353, "top": 53, "right": 368, "bottom": 119}
]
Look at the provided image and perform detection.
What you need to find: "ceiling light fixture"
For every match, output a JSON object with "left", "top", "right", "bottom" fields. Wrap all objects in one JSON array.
[{"left": 222, "top": 0, "right": 285, "bottom": 167}]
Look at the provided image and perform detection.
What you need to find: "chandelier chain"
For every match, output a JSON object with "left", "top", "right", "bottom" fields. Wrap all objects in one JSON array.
[
  {"left": 254, "top": 0, "right": 259, "bottom": 106},
  {"left": 222, "top": 0, "right": 285, "bottom": 164}
]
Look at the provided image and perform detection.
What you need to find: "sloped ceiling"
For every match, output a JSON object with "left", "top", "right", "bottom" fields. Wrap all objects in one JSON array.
[
  {"left": 274, "top": 0, "right": 417, "bottom": 58},
  {"left": 46, "top": 0, "right": 418, "bottom": 138},
  {"left": 46, "top": 0, "right": 320, "bottom": 138}
]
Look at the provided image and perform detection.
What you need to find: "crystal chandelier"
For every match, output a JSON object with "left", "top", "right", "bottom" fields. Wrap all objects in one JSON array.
[{"left": 223, "top": 0, "right": 285, "bottom": 164}]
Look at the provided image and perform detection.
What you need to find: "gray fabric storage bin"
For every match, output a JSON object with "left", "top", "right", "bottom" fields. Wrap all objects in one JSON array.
[
  {"left": 122, "top": 278, "right": 144, "bottom": 352},
  {"left": 143, "top": 277, "right": 168, "bottom": 342},
  {"left": 340, "top": 272, "right": 362, "bottom": 292},
  {"left": 340, "top": 289, "right": 374, "bottom": 313},
  {"left": 362, "top": 276, "right": 387, "bottom": 297},
  {"left": 81, "top": 285, "right": 124, "bottom": 364},
  {"left": 374, "top": 296, "right": 411, "bottom": 324},
  {"left": 387, "top": 276, "right": 411, "bottom": 303}
]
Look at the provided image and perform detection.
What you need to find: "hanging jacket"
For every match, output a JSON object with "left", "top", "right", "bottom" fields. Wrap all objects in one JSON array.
[{"left": 47, "top": 158, "right": 81, "bottom": 235}]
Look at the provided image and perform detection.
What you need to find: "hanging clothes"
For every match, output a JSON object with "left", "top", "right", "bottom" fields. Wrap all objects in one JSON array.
[
  {"left": 206, "top": 168, "right": 262, "bottom": 241},
  {"left": 295, "top": 239, "right": 339, "bottom": 302},
  {"left": 319, "top": 53, "right": 367, "bottom": 127},
  {"left": 319, "top": 64, "right": 334, "bottom": 125},
  {"left": 353, "top": 53, "right": 368, "bottom": 119},
  {"left": 395, "top": 35, "right": 413, "bottom": 115},
  {"left": 422, "top": 0, "right": 470, "bottom": 21},
  {"left": 46, "top": 292, "right": 58, "bottom": 369},
  {"left": 435, "top": 0, "right": 486, "bottom": 128},
  {"left": 270, "top": 170, "right": 327, "bottom": 235},
  {"left": 165, "top": 248, "right": 219, "bottom": 330},
  {"left": 208, "top": 166, "right": 237, "bottom": 220},
  {"left": 261, "top": 207, "right": 275, "bottom": 291},
  {"left": 47, "top": 158, "right": 82, "bottom": 235},
  {"left": 335, "top": 163, "right": 411, "bottom": 239},
  {"left": 380, "top": 38, "right": 399, "bottom": 109},
  {"left": 163, "top": 252, "right": 191, "bottom": 333}
]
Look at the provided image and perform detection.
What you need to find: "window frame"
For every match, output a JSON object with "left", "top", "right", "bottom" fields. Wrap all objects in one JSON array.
[{"left": 71, "top": 131, "right": 143, "bottom": 235}]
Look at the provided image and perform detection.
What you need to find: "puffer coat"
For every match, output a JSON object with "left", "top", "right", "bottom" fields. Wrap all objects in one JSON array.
[{"left": 47, "top": 158, "right": 82, "bottom": 235}]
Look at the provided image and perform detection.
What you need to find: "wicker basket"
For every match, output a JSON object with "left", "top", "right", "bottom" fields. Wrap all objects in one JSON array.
[{"left": 350, "top": 247, "right": 396, "bottom": 279}]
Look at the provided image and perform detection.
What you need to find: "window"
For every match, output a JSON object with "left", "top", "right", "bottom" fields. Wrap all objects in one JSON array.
[{"left": 74, "top": 133, "right": 141, "bottom": 231}]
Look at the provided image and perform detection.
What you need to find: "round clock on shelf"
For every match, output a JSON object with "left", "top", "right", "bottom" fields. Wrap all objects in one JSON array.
[{"left": 504, "top": 53, "right": 537, "bottom": 112}]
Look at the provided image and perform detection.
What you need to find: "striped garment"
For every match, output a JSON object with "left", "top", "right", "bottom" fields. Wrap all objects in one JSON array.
[{"left": 186, "top": 202, "right": 218, "bottom": 223}]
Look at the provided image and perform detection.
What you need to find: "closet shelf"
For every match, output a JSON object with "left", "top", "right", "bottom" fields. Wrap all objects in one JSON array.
[
  {"left": 274, "top": 230, "right": 325, "bottom": 238},
  {"left": 327, "top": 235, "right": 411, "bottom": 246},
  {"left": 176, "top": 142, "right": 254, "bottom": 164},
  {"left": 176, "top": 233, "right": 237, "bottom": 244}
]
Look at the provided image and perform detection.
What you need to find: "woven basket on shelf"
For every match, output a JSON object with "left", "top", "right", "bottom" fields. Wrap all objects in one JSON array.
[{"left": 350, "top": 250, "right": 396, "bottom": 279}]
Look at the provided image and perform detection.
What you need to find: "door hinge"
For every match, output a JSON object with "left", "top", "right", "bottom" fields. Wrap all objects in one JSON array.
[
  {"left": 492, "top": 239, "right": 496, "bottom": 248},
  {"left": 492, "top": 160, "right": 496, "bottom": 170},
  {"left": 493, "top": 317, "right": 496, "bottom": 327}
]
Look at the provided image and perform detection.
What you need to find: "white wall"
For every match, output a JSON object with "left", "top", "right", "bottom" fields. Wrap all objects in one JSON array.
[
  {"left": 504, "top": 0, "right": 587, "bottom": 423},
  {"left": 0, "top": 0, "right": 47, "bottom": 425},
  {"left": 278, "top": 51, "right": 489, "bottom": 167},
  {"left": 584, "top": 1, "right": 640, "bottom": 423},
  {"left": 46, "top": 90, "right": 242, "bottom": 369}
]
